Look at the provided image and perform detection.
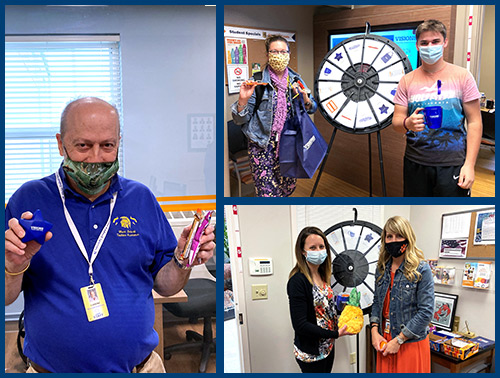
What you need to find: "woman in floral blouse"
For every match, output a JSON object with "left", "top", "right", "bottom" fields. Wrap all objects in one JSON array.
[{"left": 287, "top": 226, "right": 352, "bottom": 373}]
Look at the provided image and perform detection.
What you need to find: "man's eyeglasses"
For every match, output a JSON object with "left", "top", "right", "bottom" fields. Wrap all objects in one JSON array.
[{"left": 269, "top": 50, "right": 289, "bottom": 55}]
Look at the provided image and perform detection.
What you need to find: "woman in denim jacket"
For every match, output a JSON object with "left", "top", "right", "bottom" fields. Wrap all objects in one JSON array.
[
  {"left": 370, "top": 216, "right": 434, "bottom": 373},
  {"left": 231, "top": 35, "right": 317, "bottom": 197}
]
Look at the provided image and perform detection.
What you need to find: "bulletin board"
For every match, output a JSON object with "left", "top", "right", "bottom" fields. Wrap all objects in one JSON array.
[
  {"left": 224, "top": 24, "right": 298, "bottom": 87},
  {"left": 439, "top": 208, "right": 495, "bottom": 259}
]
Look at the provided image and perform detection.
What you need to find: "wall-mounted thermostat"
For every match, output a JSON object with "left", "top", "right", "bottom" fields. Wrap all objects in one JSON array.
[{"left": 249, "top": 258, "right": 273, "bottom": 276}]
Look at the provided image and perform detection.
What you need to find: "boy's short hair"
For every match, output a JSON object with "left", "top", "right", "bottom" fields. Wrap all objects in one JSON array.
[{"left": 415, "top": 19, "right": 447, "bottom": 41}]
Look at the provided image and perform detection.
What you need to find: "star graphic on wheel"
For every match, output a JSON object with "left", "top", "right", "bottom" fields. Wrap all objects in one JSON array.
[
  {"left": 334, "top": 53, "right": 343, "bottom": 61},
  {"left": 379, "top": 104, "right": 388, "bottom": 114}
]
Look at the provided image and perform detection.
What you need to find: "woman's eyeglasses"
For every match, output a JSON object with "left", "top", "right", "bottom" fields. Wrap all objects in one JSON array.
[{"left": 269, "top": 50, "right": 289, "bottom": 55}]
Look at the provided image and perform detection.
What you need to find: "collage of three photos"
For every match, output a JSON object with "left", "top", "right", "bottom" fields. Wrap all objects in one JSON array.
[{"left": 3, "top": 3, "right": 496, "bottom": 374}]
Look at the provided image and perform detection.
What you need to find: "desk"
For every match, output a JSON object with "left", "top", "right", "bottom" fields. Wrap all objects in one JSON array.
[
  {"left": 153, "top": 290, "right": 188, "bottom": 362},
  {"left": 431, "top": 346, "right": 495, "bottom": 373}
]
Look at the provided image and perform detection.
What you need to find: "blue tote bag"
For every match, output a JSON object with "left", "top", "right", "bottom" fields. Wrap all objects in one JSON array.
[{"left": 279, "top": 97, "right": 327, "bottom": 178}]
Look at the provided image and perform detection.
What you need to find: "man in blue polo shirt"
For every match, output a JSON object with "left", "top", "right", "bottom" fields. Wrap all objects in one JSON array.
[{"left": 5, "top": 97, "right": 215, "bottom": 373}]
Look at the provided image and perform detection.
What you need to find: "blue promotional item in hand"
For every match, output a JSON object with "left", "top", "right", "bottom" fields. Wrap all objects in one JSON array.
[
  {"left": 279, "top": 96, "right": 327, "bottom": 178},
  {"left": 19, "top": 209, "right": 53, "bottom": 244},
  {"left": 423, "top": 106, "right": 443, "bottom": 129}
]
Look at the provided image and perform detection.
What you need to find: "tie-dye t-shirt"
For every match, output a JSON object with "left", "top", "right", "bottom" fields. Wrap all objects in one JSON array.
[{"left": 394, "top": 63, "right": 480, "bottom": 166}]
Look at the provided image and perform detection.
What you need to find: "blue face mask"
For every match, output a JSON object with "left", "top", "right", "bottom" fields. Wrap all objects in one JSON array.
[
  {"left": 419, "top": 44, "right": 444, "bottom": 65},
  {"left": 305, "top": 249, "right": 327, "bottom": 265}
]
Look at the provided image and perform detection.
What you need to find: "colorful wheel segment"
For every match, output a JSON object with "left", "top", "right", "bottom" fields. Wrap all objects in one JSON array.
[{"left": 315, "top": 34, "right": 412, "bottom": 134}]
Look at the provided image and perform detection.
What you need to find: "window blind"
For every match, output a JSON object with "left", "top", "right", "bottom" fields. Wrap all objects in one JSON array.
[{"left": 5, "top": 36, "right": 123, "bottom": 203}]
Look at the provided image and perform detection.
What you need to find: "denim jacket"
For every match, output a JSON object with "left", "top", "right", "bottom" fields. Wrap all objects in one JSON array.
[
  {"left": 231, "top": 66, "right": 317, "bottom": 149},
  {"left": 370, "top": 259, "right": 434, "bottom": 343}
]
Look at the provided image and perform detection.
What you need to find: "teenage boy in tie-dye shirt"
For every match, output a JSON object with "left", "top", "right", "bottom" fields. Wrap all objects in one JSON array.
[{"left": 393, "top": 20, "right": 482, "bottom": 197}]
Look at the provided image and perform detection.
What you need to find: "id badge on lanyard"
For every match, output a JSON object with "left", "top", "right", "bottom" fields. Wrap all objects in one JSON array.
[
  {"left": 81, "top": 283, "right": 109, "bottom": 322},
  {"left": 384, "top": 318, "right": 391, "bottom": 334},
  {"left": 55, "top": 171, "right": 116, "bottom": 322}
]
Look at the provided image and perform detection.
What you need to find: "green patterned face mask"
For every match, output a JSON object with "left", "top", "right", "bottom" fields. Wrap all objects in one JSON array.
[{"left": 62, "top": 155, "right": 119, "bottom": 196}]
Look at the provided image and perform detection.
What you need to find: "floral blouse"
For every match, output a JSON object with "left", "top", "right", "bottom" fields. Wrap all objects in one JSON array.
[{"left": 294, "top": 282, "right": 337, "bottom": 362}]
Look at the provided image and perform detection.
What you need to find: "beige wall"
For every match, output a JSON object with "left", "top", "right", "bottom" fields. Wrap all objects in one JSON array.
[
  {"left": 478, "top": 5, "right": 495, "bottom": 99},
  {"left": 454, "top": 5, "right": 496, "bottom": 99},
  {"left": 231, "top": 205, "right": 495, "bottom": 373},
  {"left": 236, "top": 205, "right": 296, "bottom": 373}
]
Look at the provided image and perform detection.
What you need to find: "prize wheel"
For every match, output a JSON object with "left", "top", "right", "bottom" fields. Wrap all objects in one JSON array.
[
  {"left": 324, "top": 219, "right": 383, "bottom": 312},
  {"left": 315, "top": 34, "right": 412, "bottom": 134}
]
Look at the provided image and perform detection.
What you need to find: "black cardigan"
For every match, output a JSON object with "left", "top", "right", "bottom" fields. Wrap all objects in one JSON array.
[{"left": 287, "top": 272, "right": 339, "bottom": 355}]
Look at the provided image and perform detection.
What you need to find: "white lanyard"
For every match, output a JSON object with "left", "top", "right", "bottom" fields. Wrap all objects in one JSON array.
[{"left": 55, "top": 170, "right": 117, "bottom": 284}]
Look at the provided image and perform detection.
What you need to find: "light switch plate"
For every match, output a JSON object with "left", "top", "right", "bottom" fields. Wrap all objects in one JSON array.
[
  {"left": 251, "top": 284, "right": 268, "bottom": 300},
  {"left": 350, "top": 352, "right": 356, "bottom": 365}
]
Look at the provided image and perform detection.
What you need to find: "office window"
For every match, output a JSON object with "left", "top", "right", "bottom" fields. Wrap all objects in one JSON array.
[{"left": 5, "top": 35, "right": 123, "bottom": 203}]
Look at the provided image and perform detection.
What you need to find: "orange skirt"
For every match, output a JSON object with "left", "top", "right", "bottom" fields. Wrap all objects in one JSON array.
[{"left": 376, "top": 333, "right": 431, "bottom": 373}]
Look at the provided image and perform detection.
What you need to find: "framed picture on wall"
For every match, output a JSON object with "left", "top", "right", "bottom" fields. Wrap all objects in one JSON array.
[
  {"left": 188, "top": 114, "right": 215, "bottom": 151},
  {"left": 431, "top": 292, "right": 459, "bottom": 332}
]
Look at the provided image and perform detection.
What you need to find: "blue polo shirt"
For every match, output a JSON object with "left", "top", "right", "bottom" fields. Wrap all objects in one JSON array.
[{"left": 5, "top": 167, "right": 177, "bottom": 373}]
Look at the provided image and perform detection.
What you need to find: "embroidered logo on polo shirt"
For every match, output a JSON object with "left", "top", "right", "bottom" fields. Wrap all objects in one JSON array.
[{"left": 113, "top": 216, "right": 140, "bottom": 237}]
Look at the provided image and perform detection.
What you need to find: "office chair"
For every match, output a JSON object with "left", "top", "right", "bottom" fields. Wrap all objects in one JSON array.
[
  {"left": 163, "top": 272, "right": 216, "bottom": 373},
  {"left": 227, "top": 120, "right": 253, "bottom": 196},
  {"left": 17, "top": 310, "right": 28, "bottom": 366}
]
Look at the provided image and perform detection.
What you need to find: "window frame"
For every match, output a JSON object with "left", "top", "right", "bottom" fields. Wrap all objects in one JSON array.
[{"left": 5, "top": 34, "right": 124, "bottom": 203}]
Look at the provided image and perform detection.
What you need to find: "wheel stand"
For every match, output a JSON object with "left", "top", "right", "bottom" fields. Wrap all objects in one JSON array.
[{"left": 310, "top": 129, "right": 387, "bottom": 197}]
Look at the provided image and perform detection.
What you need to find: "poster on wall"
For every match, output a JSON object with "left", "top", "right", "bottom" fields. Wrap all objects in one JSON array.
[
  {"left": 474, "top": 262, "right": 492, "bottom": 289},
  {"left": 441, "top": 213, "right": 471, "bottom": 239},
  {"left": 225, "top": 38, "right": 249, "bottom": 94},
  {"left": 431, "top": 292, "right": 459, "bottom": 332},
  {"left": 251, "top": 63, "right": 261, "bottom": 75},
  {"left": 224, "top": 26, "right": 295, "bottom": 42},
  {"left": 462, "top": 262, "right": 477, "bottom": 287},
  {"left": 224, "top": 26, "right": 296, "bottom": 93},
  {"left": 427, "top": 260, "right": 456, "bottom": 285},
  {"left": 427, "top": 259, "right": 441, "bottom": 283},
  {"left": 227, "top": 64, "right": 248, "bottom": 94},
  {"left": 441, "top": 267, "right": 456, "bottom": 285},
  {"left": 474, "top": 210, "right": 495, "bottom": 245},
  {"left": 226, "top": 38, "right": 248, "bottom": 66},
  {"left": 188, "top": 114, "right": 215, "bottom": 150},
  {"left": 462, "top": 261, "right": 491, "bottom": 289},
  {"left": 439, "top": 212, "right": 471, "bottom": 259},
  {"left": 439, "top": 239, "right": 468, "bottom": 258}
]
